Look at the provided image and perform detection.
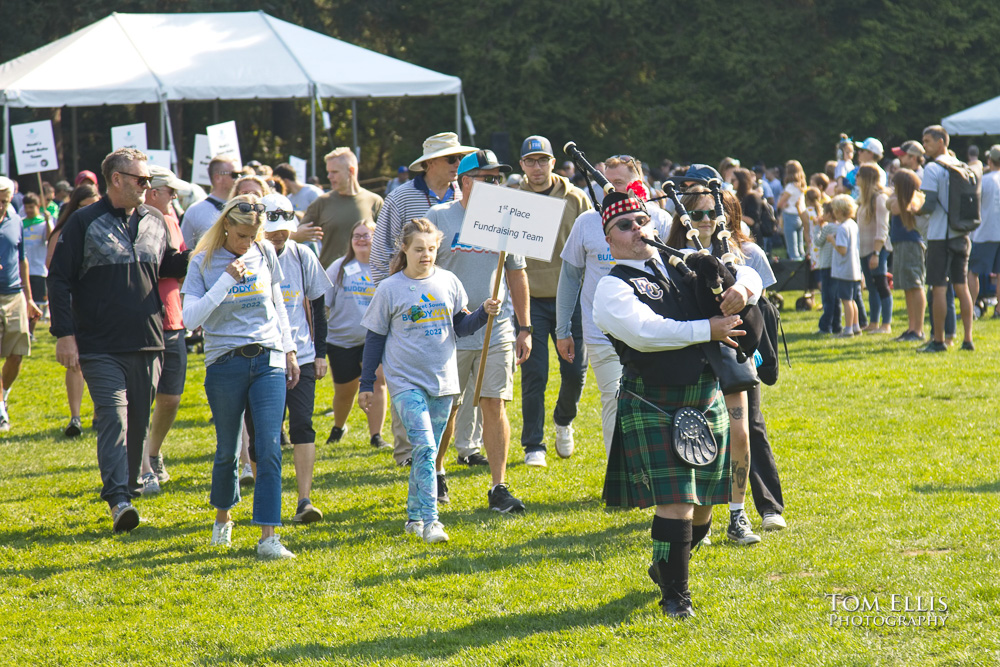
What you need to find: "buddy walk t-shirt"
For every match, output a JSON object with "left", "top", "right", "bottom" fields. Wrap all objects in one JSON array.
[
  {"left": 276, "top": 240, "right": 332, "bottom": 365},
  {"left": 361, "top": 267, "right": 468, "bottom": 399}
]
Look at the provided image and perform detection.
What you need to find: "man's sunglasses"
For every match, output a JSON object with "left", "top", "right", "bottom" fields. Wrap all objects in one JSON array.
[
  {"left": 118, "top": 171, "right": 152, "bottom": 187},
  {"left": 688, "top": 209, "right": 716, "bottom": 222},
  {"left": 230, "top": 202, "right": 266, "bottom": 214},
  {"left": 265, "top": 210, "right": 295, "bottom": 222},
  {"left": 612, "top": 215, "right": 651, "bottom": 231},
  {"left": 474, "top": 175, "right": 503, "bottom": 184}
]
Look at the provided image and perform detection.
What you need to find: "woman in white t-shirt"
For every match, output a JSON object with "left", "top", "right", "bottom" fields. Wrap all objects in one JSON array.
[
  {"left": 324, "top": 220, "right": 388, "bottom": 449},
  {"left": 181, "top": 194, "right": 300, "bottom": 560},
  {"left": 776, "top": 160, "right": 807, "bottom": 260}
]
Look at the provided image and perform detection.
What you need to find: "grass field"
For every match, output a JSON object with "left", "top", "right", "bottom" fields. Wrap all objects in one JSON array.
[{"left": 2, "top": 296, "right": 1000, "bottom": 666}]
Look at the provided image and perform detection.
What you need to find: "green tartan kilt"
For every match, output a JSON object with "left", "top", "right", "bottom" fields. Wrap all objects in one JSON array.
[{"left": 604, "top": 371, "right": 730, "bottom": 508}]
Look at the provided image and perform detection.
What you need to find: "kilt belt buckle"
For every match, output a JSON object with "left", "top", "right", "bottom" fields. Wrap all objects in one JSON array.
[{"left": 236, "top": 343, "right": 265, "bottom": 358}]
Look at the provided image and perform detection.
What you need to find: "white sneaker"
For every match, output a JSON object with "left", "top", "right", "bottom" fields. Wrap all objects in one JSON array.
[
  {"left": 257, "top": 534, "right": 295, "bottom": 560},
  {"left": 761, "top": 513, "right": 787, "bottom": 531},
  {"left": 555, "top": 424, "right": 575, "bottom": 458},
  {"left": 524, "top": 450, "right": 547, "bottom": 467},
  {"left": 239, "top": 463, "right": 254, "bottom": 486},
  {"left": 210, "top": 521, "right": 233, "bottom": 546},
  {"left": 422, "top": 521, "right": 449, "bottom": 544},
  {"left": 404, "top": 519, "right": 424, "bottom": 536}
]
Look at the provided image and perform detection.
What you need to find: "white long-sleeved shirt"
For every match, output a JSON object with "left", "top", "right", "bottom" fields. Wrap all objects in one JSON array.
[{"left": 592, "top": 254, "right": 761, "bottom": 353}]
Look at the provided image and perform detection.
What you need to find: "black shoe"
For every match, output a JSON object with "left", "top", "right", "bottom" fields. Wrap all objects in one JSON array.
[
  {"left": 896, "top": 330, "right": 925, "bottom": 342},
  {"left": 457, "top": 452, "right": 489, "bottom": 466},
  {"left": 398, "top": 457, "right": 412, "bottom": 467},
  {"left": 111, "top": 501, "right": 140, "bottom": 533},
  {"left": 370, "top": 434, "right": 390, "bottom": 449},
  {"left": 436, "top": 473, "right": 450, "bottom": 504},
  {"left": 488, "top": 483, "right": 525, "bottom": 513},
  {"left": 661, "top": 594, "right": 695, "bottom": 619},
  {"left": 726, "top": 509, "right": 761, "bottom": 545},
  {"left": 961, "top": 340, "right": 975, "bottom": 351},
  {"left": 326, "top": 425, "right": 347, "bottom": 444},
  {"left": 64, "top": 416, "right": 83, "bottom": 437},
  {"left": 918, "top": 341, "right": 948, "bottom": 353}
]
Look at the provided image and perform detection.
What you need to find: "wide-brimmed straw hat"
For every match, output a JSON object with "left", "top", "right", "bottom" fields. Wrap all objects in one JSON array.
[{"left": 408, "top": 132, "right": 476, "bottom": 172}]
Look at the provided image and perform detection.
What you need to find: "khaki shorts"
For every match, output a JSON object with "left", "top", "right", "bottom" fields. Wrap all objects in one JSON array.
[
  {"left": 454, "top": 342, "right": 515, "bottom": 404},
  {"left": 0, "top": 292, "right": 30, "bottom": 358}
]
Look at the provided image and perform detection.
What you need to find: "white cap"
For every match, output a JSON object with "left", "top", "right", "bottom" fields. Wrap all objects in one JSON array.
[{"left": 260, "top": 193, "right": 297, "bottom": 233}]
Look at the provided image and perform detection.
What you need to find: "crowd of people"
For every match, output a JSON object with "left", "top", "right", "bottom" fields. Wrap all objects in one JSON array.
[{"left": 0, "top": 119, "right": 990, "bottom": 616}]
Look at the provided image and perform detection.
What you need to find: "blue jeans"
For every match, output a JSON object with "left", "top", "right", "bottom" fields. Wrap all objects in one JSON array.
[
  {"left": 394, "top": 389, "right": 452, "bottom": 523},
  {"left": 861, "top": 248, "right": 893, "bottom": 325},
  {"left": 782, "top": 212, "right": 805, "bottom": 260},
  {"left": 519, "top": 297, "right": 587, "bottom": 453},
  {"left": 929, "top": 282, "right": 957, "bottom": 339},
  {"left": 205, "top": 352, "right": 286, "bottom": 526},
  {"left": 818, "top": 268, "right": 842, "bottom": 333}
]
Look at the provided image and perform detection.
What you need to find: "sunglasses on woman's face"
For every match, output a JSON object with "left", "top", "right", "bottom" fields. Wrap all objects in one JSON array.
[
  {"left": 688, "top": 209, "right": 716, "bottom": 222},
  {"left": 265, "top": 210, "right": 295, "bottom": 222},
  {"left": 232, "top": 202, "right": 266, "bottom": 214}
]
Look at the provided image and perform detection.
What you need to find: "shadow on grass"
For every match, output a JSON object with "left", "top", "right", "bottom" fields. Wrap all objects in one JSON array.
[
  {"left": 200, "top": 591, "right": 651, "bottom": 665},
  {"left": 912, "top": 480, "right": 1000, "bottom": 494}
]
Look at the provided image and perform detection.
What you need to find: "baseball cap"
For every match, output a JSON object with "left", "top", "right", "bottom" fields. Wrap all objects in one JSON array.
[
  {"left": 397, "top": 165, "right": 408, "bottom": 173},
  {"left": 520, "top": 135, "right": 554, "bottom": 158},
  {"left": 854, "top": 137, "right": 884, "bottom": 158},
  {"left": 891, "top": 140, "right": 925, "bottom": 158},
  {"left": 148, "top": 165, "right": 186, "bottom": 191},
  {"left": 988, "top": 145, "right": 1000, "bottom": 163},
  {"left": 260, "top": 193, "right": 297, "bottom": 233},
  {"left": 458, "top": 149, "right": 512, "bottom": 177},
  {"left": 672, "top": 163, "right": 723, "bottom": 187},
  {"left": 75, "top": 170, "right": 99, "bottom": 187}
]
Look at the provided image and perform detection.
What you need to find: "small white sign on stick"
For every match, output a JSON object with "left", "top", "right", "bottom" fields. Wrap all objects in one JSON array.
[
  {"left": 111, "top": 123, "right": 147, "bottom": 152},
  {"left": 146, "top": 149, "right": 172, "bottom": 170},
  {"left": 191, "top": 134, "right": 213, "bottom": 186},
  {"left": 459, "top": 183, "right": 566, "bottom": 261},
  {"left": 206, "top": 120, "right": 241, "bottom": 165},
  {"left": 10, "top": 120, "right": 59, "bottom": 175},
  {"left": 288, "top": 155, "right": 307, "bottom": 183}
]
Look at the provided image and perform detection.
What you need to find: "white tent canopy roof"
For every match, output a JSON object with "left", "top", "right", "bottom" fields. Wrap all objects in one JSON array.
[
  {"left": 942, "top": 94, "right": 1000, "bottom": 136},
  {"left": 0, "top": 11, "right": 462, "bottom": 107}
]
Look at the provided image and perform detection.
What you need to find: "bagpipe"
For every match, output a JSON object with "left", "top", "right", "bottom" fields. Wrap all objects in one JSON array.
[{"left": 564, "top": 142, "right": 763, "bottom": 366}]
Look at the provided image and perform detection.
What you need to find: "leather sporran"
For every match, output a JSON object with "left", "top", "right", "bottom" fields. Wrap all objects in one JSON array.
[
  {"left": 701, "top": 341, "right": 760, "bottom": 394},
  {"left": 671, "top": 407, "right": 719, "bottom": 467}
]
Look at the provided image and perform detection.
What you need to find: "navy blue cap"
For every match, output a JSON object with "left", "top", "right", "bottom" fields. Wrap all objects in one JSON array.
[
  {"left": 520, "top": 135, "right": 554, "bottom": 158},
  {"left": 681, "top": 164, "right": 723, "bottom": 185}
]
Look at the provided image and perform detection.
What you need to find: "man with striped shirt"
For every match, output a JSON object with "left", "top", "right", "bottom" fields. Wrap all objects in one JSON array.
[{"left": 369, "top": 132, "right": 475, "bottom": 466}]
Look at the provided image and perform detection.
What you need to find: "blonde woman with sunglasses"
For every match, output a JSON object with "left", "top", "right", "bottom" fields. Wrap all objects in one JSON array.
[{"left": 181, "top": 194, "right": 300, "bottom": 559}]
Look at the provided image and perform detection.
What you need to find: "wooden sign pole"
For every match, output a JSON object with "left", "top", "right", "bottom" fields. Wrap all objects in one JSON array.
[{"left": 472, "top": 251, "right": 506, "bottom": 407}]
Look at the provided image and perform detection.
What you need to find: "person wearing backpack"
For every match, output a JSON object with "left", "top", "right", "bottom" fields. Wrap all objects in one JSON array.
[{"left": 917, "top": 125, "right": 976, "bottom": 352}]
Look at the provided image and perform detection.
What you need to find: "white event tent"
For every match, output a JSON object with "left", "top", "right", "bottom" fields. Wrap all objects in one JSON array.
[
  {"left": 0, "top": 11, "right": 467, "bottom": 178},
  {"left": 942, "top": 94, "right": 1000, "bottom": 135}
]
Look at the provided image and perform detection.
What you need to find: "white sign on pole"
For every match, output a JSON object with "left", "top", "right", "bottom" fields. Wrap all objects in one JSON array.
[
  {"left": 10, "top": 120, "right": 59, "bottom": 175},
  {"left": 146, "top": 149, "right": 172, "bottom": 170},
  {"left": 459, "top": 183, "right": 566, "bottom": 261},
  {"left": 206, "top": 120, "right": 241, "bottom": 165},
  {"left": 288, "top": 155, "right": 307, "bottom": 183},
  {"left": 111, "top": 123, "right": 147, "bottom": 152},
  {"left": 191, "top": 134, "right": 213, "bottom": 186}
]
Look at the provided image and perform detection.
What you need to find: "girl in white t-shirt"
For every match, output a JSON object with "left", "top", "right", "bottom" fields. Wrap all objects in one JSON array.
[
  {"left": 776, "top": 160, "right": 807, "bottom": 260},
  {"left": 358, "top": 219, "right": 498, "bottom": 544}
]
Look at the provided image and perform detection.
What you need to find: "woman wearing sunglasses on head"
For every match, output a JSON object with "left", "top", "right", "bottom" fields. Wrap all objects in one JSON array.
[{"left": 181, "top": 193, "right": 300, "bottom": 559}]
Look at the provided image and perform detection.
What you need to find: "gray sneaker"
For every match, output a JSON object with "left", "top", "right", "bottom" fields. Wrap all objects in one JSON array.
[
  {"left": 140, "top": 472, "right": 160, "bottom": 496},
  {"left": 149, "top": 454, "right": 170, "bottom": 483}
]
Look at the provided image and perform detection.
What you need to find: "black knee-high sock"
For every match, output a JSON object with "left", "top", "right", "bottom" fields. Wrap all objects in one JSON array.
[{"left": 651, "top": 516, "right": 692, "bottom": 595}]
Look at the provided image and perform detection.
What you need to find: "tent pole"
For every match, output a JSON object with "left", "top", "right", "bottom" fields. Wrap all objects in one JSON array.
[
  {"left": 161, "top": 98, "right": 178, "bottom": 176},
  {"left": 310, "top": 84, "right": 317, "bottom": 180},
  {"left": 351, "top": 100, "right": 359, "bottom": 161},
  {"left": 455, "top": 93, "right": 462, "bottom": 142},
  {"left": 71, "top": 107, "right": 79, "bottom": 178},
  {"left": 2, "top": 103, "right": 8, "bottom": 176}
]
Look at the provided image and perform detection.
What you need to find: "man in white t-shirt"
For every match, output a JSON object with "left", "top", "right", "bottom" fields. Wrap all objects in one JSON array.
[
  {"left": 968, "top": 145, "right": 1000, "bottom": 315},
  {"left": 917, "top": 125, "right": 974, "bottom": 352},
  {"left": 181, "top": 154, "right": 242, "bottom": 248},
  {"left": 555, "top": 155, "right": 670, "bottom": 455}
]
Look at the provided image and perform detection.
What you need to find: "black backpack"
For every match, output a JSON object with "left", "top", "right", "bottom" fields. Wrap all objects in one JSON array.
[
  {"left": 756, "top": 294, "right": 788, "bottom": 386},
  {"left": 935, "top": 158, "right": 981, "bottom": 235}
]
